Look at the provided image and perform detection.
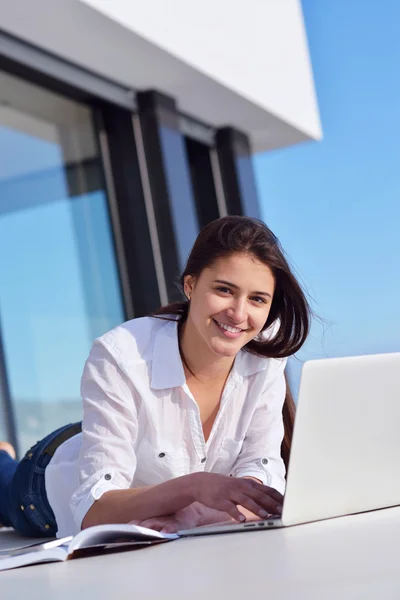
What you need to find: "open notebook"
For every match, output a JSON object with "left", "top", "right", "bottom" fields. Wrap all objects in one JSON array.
[{"left": 0, "top": 523, "right": 179, "bottom": 571}]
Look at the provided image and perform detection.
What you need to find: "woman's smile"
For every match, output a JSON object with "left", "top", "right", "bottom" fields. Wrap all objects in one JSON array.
[
  {"left": 212, "top": 318, "right": 247, "bottom": 339},
  {"left": 182, "top": 253, "right": 276, "bottom": 362}
]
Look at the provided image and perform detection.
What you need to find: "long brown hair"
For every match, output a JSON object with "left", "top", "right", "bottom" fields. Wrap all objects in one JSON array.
[
  {"left": 282, "top": 373, "right": 297, "bottom": 471},
  {"left": 153, "top": 216, "right": 310, "bottom": 467}
]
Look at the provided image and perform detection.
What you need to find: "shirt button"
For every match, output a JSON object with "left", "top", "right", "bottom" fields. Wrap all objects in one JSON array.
[
  {"left": 262, "top": 458, "right": 268, "bottom": 465},
  {"left": 158, "top": 452, "right": 166, "bottom": 458},
  {"left": 104, "top": 473, "right": 112, "bottom": 480},
  {"left": 201, "top": 457, "right": 206, "bottom": 463}
]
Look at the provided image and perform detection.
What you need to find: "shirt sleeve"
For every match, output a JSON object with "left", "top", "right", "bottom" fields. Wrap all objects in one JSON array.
[
  {"left": 230, "top": 358, "right": 288, "bottom": 494},
  {"left": 70, "top": 339, "right": 139, "bottom": 530}
]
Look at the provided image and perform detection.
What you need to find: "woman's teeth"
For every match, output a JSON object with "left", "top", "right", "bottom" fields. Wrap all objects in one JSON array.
[{"left": 216, "top": 321, "right": 243, "bottom": 333}]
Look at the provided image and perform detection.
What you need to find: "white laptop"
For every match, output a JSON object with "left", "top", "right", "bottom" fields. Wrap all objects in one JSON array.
[{"left": 179, "top": 352, "right": 400, "bottom": 536}]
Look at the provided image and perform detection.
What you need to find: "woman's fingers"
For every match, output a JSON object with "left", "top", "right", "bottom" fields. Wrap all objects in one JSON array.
[
  {"left": 246, "top": 489, "right": 282, "bottom": 514},
  {"left": 186, "top": 473, "right": 283, "bottom": 521},
  {"left": 138, "top": 518, "right": 165, "bottom": 531},
  {"left": 161, "top": 524, "right": 179, "bottom": 534},
  {"left": 219, "top": 500, "right": 247, "bottom": 522},
  {"left": 234, "top": 494, "right": 274, "bottom": 518},
  {"left": 260, "top": 486, "right": 284, "bottom": 504},
  {"left": 216, "top": 486, "right": 282, "bottom": 518},
  {"left": 228, "top": 481, "right": 283, "bottom": 516},
  {"left": 246, "top": 481, "right": 284, "bottom": 504}
]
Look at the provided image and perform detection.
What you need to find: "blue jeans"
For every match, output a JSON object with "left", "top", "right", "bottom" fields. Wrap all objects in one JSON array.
[{"left": 0, "top": 422, "right": 81, "bottom": 537}]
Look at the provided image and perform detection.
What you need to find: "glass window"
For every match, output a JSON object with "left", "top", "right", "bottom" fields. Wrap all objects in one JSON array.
[
  {"left": 185, "top": 137, "right": 220, "bottom": 228},
  {"left": 159, "top": 126, "right": 199, "bottom": 271},
  {"left": 0, "top": 70, "right": 124, "bottom": 451},
  {"left": 0, "top": 376, "right": 8, "bottom": 441},
  {"left": 237, "top": 155, "right": 262, "bottom": 218}
]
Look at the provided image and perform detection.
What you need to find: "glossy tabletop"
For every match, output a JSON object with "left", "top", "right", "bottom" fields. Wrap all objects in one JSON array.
[{"left": 2, "top": 507, "right": 400, "bottom": 599}]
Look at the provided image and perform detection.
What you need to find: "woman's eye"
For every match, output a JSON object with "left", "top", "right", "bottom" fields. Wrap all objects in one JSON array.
[
  {"left": 216, "top": 286, "right": 232, "bottom": 294},
  {"left": 251, "top": 296, "right": 267, "bottom": 304}
]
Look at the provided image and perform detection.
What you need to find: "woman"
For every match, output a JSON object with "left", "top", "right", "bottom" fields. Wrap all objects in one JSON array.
[{"left": 0, "top": 216, "right": 310, "bottom": 537}]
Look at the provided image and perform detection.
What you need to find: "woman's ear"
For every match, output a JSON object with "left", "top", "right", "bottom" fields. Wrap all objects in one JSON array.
[{"left": 183, "top": 275, "right": 195, "bottom": 300}]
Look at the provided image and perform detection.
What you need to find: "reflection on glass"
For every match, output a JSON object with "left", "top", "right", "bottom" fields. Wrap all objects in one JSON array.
[
  {"left": 236, "top": 155, "right": 260, "bottom": 218},
  {"left": 160, "top": 127, "right": 199, "bottom": 270},
  {"left": 0, "top": 71, "right": 124, "bottom": 451},
  {"left": 0, "top": 378, "right": 7, "bottom": 440},
  {"left": 185, "top": 137, "right": 219, "bottom": 229}
]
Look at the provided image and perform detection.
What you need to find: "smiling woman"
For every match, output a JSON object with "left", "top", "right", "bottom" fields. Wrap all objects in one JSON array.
[
  {"left": 156, "top": 215, "right": 309, "bottom": 359},
  {"left": 183, "top": 253, "right": 275, "bottom": 354},
  {"left": 0, "top": 216, "right": 311, "bottom": 538}
]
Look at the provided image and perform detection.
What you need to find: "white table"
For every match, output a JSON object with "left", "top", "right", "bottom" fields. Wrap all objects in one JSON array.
[{"left": 2, "top": 507, "right": 400, "bottom": 599}]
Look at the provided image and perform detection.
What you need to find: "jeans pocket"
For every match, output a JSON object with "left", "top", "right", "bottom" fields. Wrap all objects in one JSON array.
[{"left": 20, "top": 492, "right": 56, "bottom": 535}]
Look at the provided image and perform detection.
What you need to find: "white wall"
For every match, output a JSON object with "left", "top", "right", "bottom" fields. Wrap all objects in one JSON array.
[
  {"left": 0, "top": 0, "right": 322, "bottom": 152},
  {"left": 82, "top": 0, "right": 322, "bottom": 147}
]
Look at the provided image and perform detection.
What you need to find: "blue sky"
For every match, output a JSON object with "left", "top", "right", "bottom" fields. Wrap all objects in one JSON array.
[{"left": 254, "top": 0, "right": 400, "bottom": 389}]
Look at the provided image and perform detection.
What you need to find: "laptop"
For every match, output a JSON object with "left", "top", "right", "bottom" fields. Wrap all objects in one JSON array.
[{"left": 179, "top": 352, "right": 400, "bottom": 536}]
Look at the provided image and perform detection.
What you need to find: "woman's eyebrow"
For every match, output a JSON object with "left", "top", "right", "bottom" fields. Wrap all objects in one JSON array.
[{"left": 213, "top": 279, "right": 272, "bottom": 299}]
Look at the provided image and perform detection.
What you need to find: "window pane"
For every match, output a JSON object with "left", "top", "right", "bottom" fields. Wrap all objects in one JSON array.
[
  {"left": 0, "top": 71, "right": 124, "bottom": 451},
  {"left": 185, "top": 137, "right": 220, "bottom": 228},
  {"left": 159, "top": 126, "right": 199, "bottom": 270},
  {"left": 0, "top": 380, "right": 8, "bottom": 440},
  {"left": 237, "top": 155, "right": 261, "bottom": 218}
]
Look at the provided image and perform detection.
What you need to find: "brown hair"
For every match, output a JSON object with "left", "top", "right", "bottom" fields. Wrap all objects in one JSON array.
[
  {"left": 153, "top": 216, "right": 311, "bottom": 468},
  {"left": 281, "top": 373, "right": 297, "bottom": 471}
]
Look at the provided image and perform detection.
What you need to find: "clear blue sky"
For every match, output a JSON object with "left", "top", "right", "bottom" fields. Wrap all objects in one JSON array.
[{"left": 254, "top": 0, "right": 400, "bottom": 390}]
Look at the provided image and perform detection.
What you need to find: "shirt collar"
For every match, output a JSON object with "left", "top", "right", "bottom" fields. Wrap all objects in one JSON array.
[
  {"left": 234, "top": 349, "right": 268, "bottom": 377},
  {"left": 151, "top": 319, "right": 186, "bottom": 389},
  {"left": 150, "top": 318, "right": 268, "bottom": 390}
]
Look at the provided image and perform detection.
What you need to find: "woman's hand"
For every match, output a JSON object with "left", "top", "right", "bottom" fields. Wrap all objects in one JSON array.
[
  {"left": 132, "top": 501, "right": 238, "bottom": 533},
  {"left": 131, "top": 502, "right": 203, "bottom": 533},
  {"left": 132, "top": 499, "right": 278, "bottom": 534},
  {"left": 188, "top": 472, "right": 283, "bottom": 522},
  {"left": 86, "top": 472, "right": 282, "bottom": 530}
]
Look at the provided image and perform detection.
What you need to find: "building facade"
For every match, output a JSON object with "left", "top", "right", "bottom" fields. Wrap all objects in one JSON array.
[{"left": 0, "top": 0, "right": 321, "bottom": 454}]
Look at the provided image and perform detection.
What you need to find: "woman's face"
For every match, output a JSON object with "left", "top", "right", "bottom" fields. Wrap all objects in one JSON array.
[{"left": 183, "top": 252, "right": 275, "bottom": 359}]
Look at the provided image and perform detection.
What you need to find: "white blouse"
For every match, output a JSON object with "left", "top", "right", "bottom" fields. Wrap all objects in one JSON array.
[{"left": 45, "top": 316, "right": 287, "bottom": 538}]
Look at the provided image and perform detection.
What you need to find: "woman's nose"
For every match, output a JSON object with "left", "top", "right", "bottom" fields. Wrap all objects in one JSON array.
[{"left": 226, "top": 299, "right": 247, "bottom": 323}]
